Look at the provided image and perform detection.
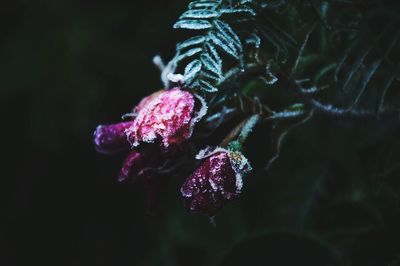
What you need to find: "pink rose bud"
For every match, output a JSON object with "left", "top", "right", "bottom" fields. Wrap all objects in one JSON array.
[
  {"left": 93, "top": 122, "right": 133, "bottom": 155},
  {"left": 133, "top": 90, "right": 163, "bottom": 114},
  {"left": 126, "top": 88, "right": 206, "bottom": 150},
  {"left": 181, "top": 148, "right": 251, "bottom": 216}
]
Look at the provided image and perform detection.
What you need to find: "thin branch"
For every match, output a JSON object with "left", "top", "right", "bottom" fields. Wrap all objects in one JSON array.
[
  {"left": 265, "top": 110, "right": 315, "bottom": 171},
  {"left": 278, "top": 72, "right": 400, "bottom": 120}
]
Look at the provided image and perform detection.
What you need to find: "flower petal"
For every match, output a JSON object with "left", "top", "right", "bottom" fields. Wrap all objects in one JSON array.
[{"left": 93, "top": 122, "right": 132, "bottom": 155}]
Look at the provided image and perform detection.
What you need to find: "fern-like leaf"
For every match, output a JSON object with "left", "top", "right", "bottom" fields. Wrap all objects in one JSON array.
[{"left": 172, "top": 0, "right": 253, "bottom": 93}]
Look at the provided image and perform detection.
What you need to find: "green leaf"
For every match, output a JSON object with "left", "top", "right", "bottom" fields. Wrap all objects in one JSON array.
[
  {"left": 199, "top": 79, "right": 219, "bottom": 92},
  {"left": 200, "top": 53, "right": 222, "bottom": 77},
  {"left": 184, "top": 59, "right": 202, "bottom": 83},
  {"left": 176, "top": 36, "right": 206, "bottom": 50},
  {"left": 188, "top": 0, "right": 220, "bottom": 9},
  {"left": 180, "top": 10, "right": 219, "bottom": 19},
  {"left": 220, "top": 7, "right": 256, "bottom": 16},
  {"left": 209, "top": 31, "right": 240, "bottom": 59},
  {"left": 175, "top": 47, "right": 203, "bottom": 62},
  {"left": 214, "top": 19, "right": 242, "bottom": 51},
  {"left": 173, "top": 19, "right": 212, "bottom": 30}
]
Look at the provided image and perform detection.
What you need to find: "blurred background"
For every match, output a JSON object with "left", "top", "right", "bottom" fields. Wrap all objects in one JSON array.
[
  {"left": 2, "top": 1, "right": 400, "bottom": 266},
  {"left": 1, "top": 0, "right": 186, "bottom": 265}
]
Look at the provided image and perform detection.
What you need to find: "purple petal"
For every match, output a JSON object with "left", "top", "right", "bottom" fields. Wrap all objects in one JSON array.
[
  {"left": 93, "top": 122, "right": 132, "bottom": 155},
  {"left": 118, "top": 150, "right": 141, "bottom": 182}
]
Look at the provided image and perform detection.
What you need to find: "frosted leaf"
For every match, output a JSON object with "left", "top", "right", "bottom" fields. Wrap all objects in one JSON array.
[
  {"left": 199, "top": 79, "right": 219, "bottom": 92},
  {"left": 264, "top": 69, "right": 278, "bottom": 84},
  {"left": 173, "top": 19, "right": 212, "bottom": 30},
  {"left": 214, "top": 19, "right": 242, "bottom": 51},
  {"left": 206, "top": 107, "right": 236, "bottom": 123},
  {"left": 189, "top": 0, "right": 221, "bottom": 9},
  {"left": 201, "top": 71, "right": 220, "bottom": 81},
  {"left": 220, "top": 7, "right": 256, "bottom": 16},
  {"left": 180, "top": 10, "right": 219, "bottom": 19},
  {"left": 200, "top": 53, "right": 222, "bottom": 77},
  {"left": 184, "top": 60, "right": 202, "bottom": 84},
  {"left": 246, "top": 33, "right": 261, "bottom": 48},
  {"left": 270, "top": 110, "right": 304, "bottom": 119},
  {"left": 238, "top": 114, "right": 260, "bottom": 142},
  {"left": 208, "top": 31, "right": 240, "bottom": 59},
  {"left": 176, "top": 47, "right": 202, "bottom": 62},
  {"left": 176, "top": 36, "right": 205, "bottom": 50},
  {"left": 205, "top": 43, "right": 223, "bottom": 69}
]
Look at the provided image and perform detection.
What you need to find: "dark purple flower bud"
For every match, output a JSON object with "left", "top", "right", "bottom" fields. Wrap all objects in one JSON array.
[
  {"left": 181, "top": 148, "right": 251, "bottom": 216},
  {"left": 118, "top": 145, "right": 161, "bottom": 182},
  {"left": 93, "top": 122, "right": 133, "bottom": 155}
]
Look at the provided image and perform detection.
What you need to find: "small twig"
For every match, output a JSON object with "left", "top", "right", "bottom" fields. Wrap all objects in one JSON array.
[
  {"left": 264, "top": 110, "right": 307, "bottom": 121},
  {"left": 290, "top": 22, "right": 317, "bottom": 77},
  {"left": 217, "top": 64, "right": 400, "bottom": 121},
  {"left": 278, "top": 73, "right": 400, "bottom": 120},
  {"left": 265, "top": 110, "right": 315, "bottom": 171},
  {"left": 300, "top": 85, "right": 330, "bottom": 95},
  {"left": 217, "top": 63, "right": 260, "bottom": 87}
]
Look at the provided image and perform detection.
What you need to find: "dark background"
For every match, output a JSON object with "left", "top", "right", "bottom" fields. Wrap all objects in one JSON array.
[
  {"left": 2, "top": 1, "right": 400, "bottom": 266},
  {"left": 1, "top": 1, "right": 187, "bottom": 265}
]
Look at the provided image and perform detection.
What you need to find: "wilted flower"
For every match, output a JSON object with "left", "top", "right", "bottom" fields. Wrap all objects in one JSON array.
[
  {"left": 126, "top": 88, "right": 206, "bottom": 150},
  {"left": 181, "top": 148, "right": 252, "bottom": 216}
]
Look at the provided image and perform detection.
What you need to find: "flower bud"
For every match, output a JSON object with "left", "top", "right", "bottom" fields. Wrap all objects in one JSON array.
[
  {"left": 181, "top": 148, "right": 251, "bottom": 216},
  {"left": 126, "top": 88, "right": 205, "bottom": 150},
  {"left": 133, "top": 90, "right": 163, "bottom": 114},
  {"left": 93, "top": 122, "right": 133, "bottom": 155},
  {"left": 118, "top": 145, "right": 161, "bottom": 182}
]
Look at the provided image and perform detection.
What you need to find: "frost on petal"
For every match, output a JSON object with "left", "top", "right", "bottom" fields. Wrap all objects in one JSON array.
[
  {"left": 126, "top": 88, "right": 200, "bottom": 150},
  {"left": 93, "top": 122, "right": 133, "bottom": 155},
  {"left": 186, "top": 193, "right": 222, "bottom": 215},
  {"left": 133, "top": 90, "right": 164, "bottom": 114},
  {"left": 181, "top": 151, "right": 246, "bottom": 216}
]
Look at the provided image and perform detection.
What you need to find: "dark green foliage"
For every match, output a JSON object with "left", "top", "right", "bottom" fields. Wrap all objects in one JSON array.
[{"left": 167, "top": 1, "right": 400, "bottom": 265}]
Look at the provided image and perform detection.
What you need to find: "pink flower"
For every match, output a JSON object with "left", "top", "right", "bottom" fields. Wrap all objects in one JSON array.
[
  {"left": 133, "top": 90, "right": 163, "bottom": 114},
  {"left": 126, "top": 88, "right": 206, "bottom": 150},
  {"left": 181, "top": 148, "right": 251, "bottom": 216},
  {"left": 93, "top": 122, "right": 133, "bottom": 155},
  {"left": 93, "top": 88, "right": 207, "bottom": 213},
  {"left": 93, "top": 91, "right": 162, "bottom": 155}
]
